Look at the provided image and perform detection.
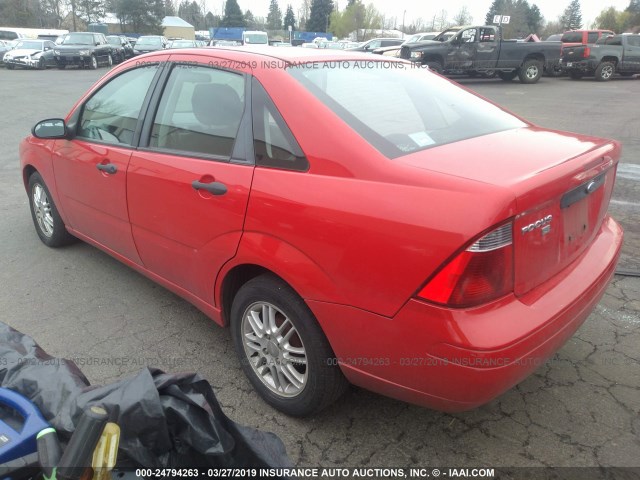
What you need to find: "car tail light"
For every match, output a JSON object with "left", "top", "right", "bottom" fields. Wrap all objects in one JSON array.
[
  {"left": 417, "top": 222, "right": 514, "bottom": 308},
  {"left": 583, "top": 46, "right": 591, "bottom": 58}
]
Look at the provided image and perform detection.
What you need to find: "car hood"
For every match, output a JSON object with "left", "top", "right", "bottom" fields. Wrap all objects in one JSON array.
[{"left": 6, "top": 48, "right": 42, "bottom": 56}]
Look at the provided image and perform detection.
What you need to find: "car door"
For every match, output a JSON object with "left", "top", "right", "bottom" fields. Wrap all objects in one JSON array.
[
  {"left": 44, "top": 41, "right": 55, "bottom": 66},
  {"left": 451, "top": 28, "right": 478, "bottom": 69},
  {"left": 127, "top": 57, "right": 254, "bottom": 300},
  {"left": 475, "top": 27, "right": 498, "bottom": 69},
  {"left": 52, "top": 62, "right": 164, "bottom": 263},
  {"left": 622, "top": 35, "right": 640, "bottom": 71}
]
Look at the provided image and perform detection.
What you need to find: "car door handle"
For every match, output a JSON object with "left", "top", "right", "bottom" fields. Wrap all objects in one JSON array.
[
  {"left": 192, "top": 180, "right": 227, "bottom": 195},
  {"left": 96, "top": 163, "right": 117, "bottom": 174}
]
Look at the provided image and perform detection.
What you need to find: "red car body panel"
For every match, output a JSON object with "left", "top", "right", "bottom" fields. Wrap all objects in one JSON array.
[{"left": 19, "top": 48, "right": 623, "bottom": 411}]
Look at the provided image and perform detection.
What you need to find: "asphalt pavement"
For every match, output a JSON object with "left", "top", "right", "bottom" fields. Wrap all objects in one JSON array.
[{"left": 0, "top": 67, "right": 638, "bottom": 472}]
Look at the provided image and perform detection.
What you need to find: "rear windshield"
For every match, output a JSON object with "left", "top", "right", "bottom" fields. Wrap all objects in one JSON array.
[
  {"left": 561, "top": 32, "right": 583, "bottom": 43},
  {"left": 288, "top": 61, "right": 525, "bottom": 158},
  {"left": 244, "top": 33, "right": 268, "bottom": 44},
  {"left": 137, "top": 37, "right": 162, "bottom": 46}
]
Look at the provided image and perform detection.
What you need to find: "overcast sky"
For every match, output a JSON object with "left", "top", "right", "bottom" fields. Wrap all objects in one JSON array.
[{"left": 205, "top": 0, "right": 630, "bottom": 29}]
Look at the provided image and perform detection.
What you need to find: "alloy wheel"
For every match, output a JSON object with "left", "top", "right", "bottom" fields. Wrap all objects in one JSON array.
[{"left": 32, "top": 184, "right": 54, "bottom": 237}]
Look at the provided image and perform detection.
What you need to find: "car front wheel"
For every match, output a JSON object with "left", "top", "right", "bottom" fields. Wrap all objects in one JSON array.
[
  {"left": 28, "top": 172, "right": 76, "bottom": 247},
  {"left": 89, "top": 55, "right": 98, "bottom": 69},
  {"left": 230, "top": 274, "right": 348, "bottom": 416}
]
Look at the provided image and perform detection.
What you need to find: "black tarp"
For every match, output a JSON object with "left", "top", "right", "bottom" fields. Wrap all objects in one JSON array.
[{"left": 0, "top": 321, "right": 292, "bottom": 471}]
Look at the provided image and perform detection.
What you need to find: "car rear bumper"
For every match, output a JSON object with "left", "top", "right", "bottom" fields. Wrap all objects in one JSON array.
[
  {"left": 308, "top": 216, "right": 622, "bottom": 411},
  {"left": 563, "top": 60, "right": 596, "bottom": 72}
]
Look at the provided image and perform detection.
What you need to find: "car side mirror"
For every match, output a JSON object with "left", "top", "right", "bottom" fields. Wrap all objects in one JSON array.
[{"left": 32, "top": 119, "right": 67, "bottom": 139}]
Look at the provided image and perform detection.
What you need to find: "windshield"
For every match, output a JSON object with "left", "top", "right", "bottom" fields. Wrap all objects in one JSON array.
[
  {"left": 244, "top": 33, "right": 268, "bottom": 44},
  {"left": 15, "top": 40, "right": 43, "bottom": 50},
  {"left": 170, "top": 40, "right": 195, "bottom": 48},
  {"left": 63, "top": 33, "right": 94, "bottom": 45},
  {"left": 137, "top": 37, "right": 162, "bottom": 46},
  {"left": 289, "top": 61, "right": 525, "bottom": 158}
]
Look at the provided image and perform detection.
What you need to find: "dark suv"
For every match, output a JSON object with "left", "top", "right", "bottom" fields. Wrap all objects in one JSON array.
[
  {"left": 54, "top": 32, "right": 113, "bottom": 69},
  {"left": 106, "top": 35, "right": 134, "bottom": 63}
]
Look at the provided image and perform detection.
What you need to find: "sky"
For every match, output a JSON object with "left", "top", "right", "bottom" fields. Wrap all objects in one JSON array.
[{"left": 204, "top": 0, "right": 631, "bottom": 30}]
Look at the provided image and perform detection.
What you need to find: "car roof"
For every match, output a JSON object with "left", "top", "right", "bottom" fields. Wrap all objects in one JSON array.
[{"left": 147, "top": 45, "right": 407, "bottom": 64}]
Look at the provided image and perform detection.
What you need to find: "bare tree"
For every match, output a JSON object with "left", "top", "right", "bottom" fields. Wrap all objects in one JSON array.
[{"left": 452, "top": 6, "right": 472, "bottom": 26}]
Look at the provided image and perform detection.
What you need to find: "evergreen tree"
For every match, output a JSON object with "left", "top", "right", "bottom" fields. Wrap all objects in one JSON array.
[
  {"left": 560, "top": 0, "right": 582, "bottom": 30},
  {"left": 626, "top": 0, "right": 640, "bottom": 28},
  {"left": 306, "top": 0, "right": 333, "bottom": 32},
  {"left": 267, "top": 0, "right": 283, "bottom": 30},
  {"left": 221, "top": 0, "right": 246, "bottom": 27},
  {"left": 76, "top": 0, "right": 105, "bottom": 24},
  {"left": 283, "top": 4, "right": 296, "bottom": 30},
  {"left": 244, "top": 9, "right": 256, "bottom": 28},
  {"left": 485, "top": 0, "right": 507, "bottom": 24},
  {"left": 526, "top": 4, "right": 543, "bottom": 34}
]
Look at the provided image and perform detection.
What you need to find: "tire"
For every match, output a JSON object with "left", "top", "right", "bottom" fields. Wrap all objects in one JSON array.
[
  {"left": 230, "top": 274, "right": 348, "bottom": 416},
  {"left": 595, "top": 61, "right": 615, "bottom": 81},
  {"left": 483, "top": 69, "right": 496, "bottom": 78},
  {"left": 57, "top": 63, "right": 66, "bottom": 69},
  {"left": 425, "top": 61, "right": 443, "bottom": 74},
  {"left": 89, "top": 55, "right": 98, "bottom": 70},
  {"left": 6, "top": 64, "right": 15, "bottom": 70},
  {"left": 37, "top": 57, "right": 45, "bottom": 70},
  {"left": 547, "top": 66, "right": 563, "bottom": 77},
  {"left": 106, "top": 54, "right": 113, "bottom": 67},
  {"left": 27, "top": 172, "right": 76, "bottom": 248},
  {"left": 518, "top": 59, "right": 543, "bottom": 84},
  {"left": 498, "top": 70, "right": 517, "bottom": 81}
]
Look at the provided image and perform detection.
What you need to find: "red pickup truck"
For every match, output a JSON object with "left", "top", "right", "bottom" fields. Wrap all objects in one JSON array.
[{"left": 547, "top": 30, "right": 615, "bottom": 75}]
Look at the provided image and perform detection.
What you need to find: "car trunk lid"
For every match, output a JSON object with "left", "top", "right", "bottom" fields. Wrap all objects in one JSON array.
[{"left": 398, "top": 127, "right": 619, "bottom": 296}]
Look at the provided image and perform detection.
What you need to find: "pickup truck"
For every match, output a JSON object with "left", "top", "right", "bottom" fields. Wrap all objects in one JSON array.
[
  {"left": 400, "top": 25, "right": 561, "bottom": 84},
  {"left": 563, "top": 34, "right": 640, "bottom": 81}
]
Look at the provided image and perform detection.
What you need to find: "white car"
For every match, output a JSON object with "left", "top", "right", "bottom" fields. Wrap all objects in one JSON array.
[{"left": 3, "top": 39, "right": 56, "bottom": 69}]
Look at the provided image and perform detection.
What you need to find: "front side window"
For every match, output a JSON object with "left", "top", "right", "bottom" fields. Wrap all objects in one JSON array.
[
  {"left": 78, "top": 65, "right": 159, "bottom": 145},
  {"left": 461, "top": 29, "right": 477, "bottom": 43},
  {"left": 289, "top": 61, "right": 525, "bottom": 159},
  {"left": 627, "top": 36, "right": 640, "bottom": 47},
  {"left": 149, "top": 65, "right": 245, "bottom": 158}
]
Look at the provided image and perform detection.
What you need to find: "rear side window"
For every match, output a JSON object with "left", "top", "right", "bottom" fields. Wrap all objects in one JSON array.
[
  {"left": 149, "top": 65, "right": 245, "bottom": 159},
  {"left": 587, "top": 32, "right": 598, "bottom": 43},
  {"left": 252, "top": 77, "right": 307, "bottom": 171},
  {"left": 605, "top": 36, "right": 623, "bottom": 46},
  {"left": 78, "top": 65, "right": 159, "bottom": 145},
  {"left": 626, "top": 36, "right": 640, "bottom": 47},
  {"left": 289, "top": 61, "right": 525, "bottom": 159}
]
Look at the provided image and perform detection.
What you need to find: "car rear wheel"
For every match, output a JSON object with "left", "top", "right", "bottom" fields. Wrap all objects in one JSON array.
[
  {"left": 230, "top": 274, "right": 348, "bottom": 416},
  {"left": 28, "top": 172, "right": 76, "bottom": 248},
  {"left": 518, "top": 59, "right": 542, "bottom": 84},
  {"left": 595, "top": 61, "right": 615, "bottom": 81}
]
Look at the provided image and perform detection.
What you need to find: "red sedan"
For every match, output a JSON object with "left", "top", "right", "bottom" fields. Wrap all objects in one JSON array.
[{"left": 20, "top": 48, "right": 623, "bottom": 416}]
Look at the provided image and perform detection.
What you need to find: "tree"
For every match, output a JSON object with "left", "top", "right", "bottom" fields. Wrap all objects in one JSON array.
[
  {"left": 486, "top": 0, "right": 507, "bottom": 25},
  {"left": 594, "top": 7, "right": 621, "bottom": 31},
  {"left": 452, "top": 6, "right": 472, "bottom": 26},
  {"left": 560, "top": 0, "right": 582, "bottom": 30},
  {"left": 76, "top": 0, "right": 105, "bottom": 24},
  {"left": 267, "top": 0, "right": 283, "bottom": 30},
  {"left": 115, "top": 0, "right": 163, "bottom": 33},
  {"left": 626, "top": 0, "right": 640, "bottom": 29},
  {"left": 244, "top": 9, "right": 256, "bottom": 28},
  {"left": 298, "top": 0, "right": 311, "bottom": 30},
  {"left": 205, "top": 11, "right": 218, "bottom": 27},
  {"left": 306, "top": 0, "right": 333, "bottom": 32},
  {"left": 526, "top": 4, "right": 543, "bottom": 34},
  {"left": 221, "top": 0, "right": 245, "bottom": 27},
  {"left": 283, "top": 4, "right": 296, "bottom": 30}
]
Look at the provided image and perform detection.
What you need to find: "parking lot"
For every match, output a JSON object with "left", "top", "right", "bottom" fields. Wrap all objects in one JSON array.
[{"left": 0, "top": 67, "right": 638, "bottom": 471}]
